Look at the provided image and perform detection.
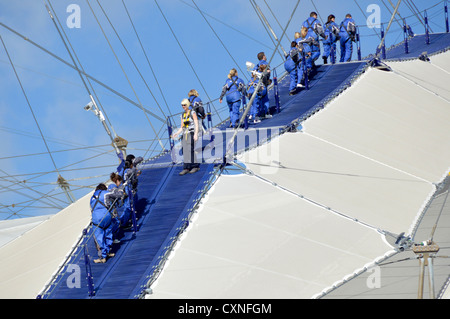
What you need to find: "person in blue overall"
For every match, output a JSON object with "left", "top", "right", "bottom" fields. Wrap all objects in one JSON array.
[
  {"left": 339, "top": 14, "right": 356, "bottom": 62},
  {"left": 257, "top": 64, "right": 271, "bottom": 119},
  {"left": 253, "top": 52, "right": 270, "bottom": 72},
  {"left": 322, "top": 14, "right": 340, "bottom": 64},
  {"left": 301, "top": 12, "right": 326, "bottom": 68},
  {"left": 284, "top": 41, "right": 301, "bottom": 95},
  {"left": 108, "top": 172, "right": 124, "bottom": 243},
  {"left": 246, "top": 73, "right": 262, "bottom": 123},
  {"left": 90, "top": 183, "right": 124, "bottom": 263},
  {"left": 219, "top": 68, "right": 246, "bottom": 128},
  {"left": 296, "top": 27, "right": 313, "bottom": 88}
]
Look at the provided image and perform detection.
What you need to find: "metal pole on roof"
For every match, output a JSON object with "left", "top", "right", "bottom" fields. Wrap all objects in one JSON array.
[
  {"left": 424, "top": 10, "right": 430, "bottom": 45},
  {"left": 445, "top": 0, "right": 449, "bottom": 33},
  {"left": 224, "top": 0, "right": 301, "bottom": 161},
  {"left": 252, "top": 0, "right": 287, "bottom": 57},
  {"left": 403, "top": 19, "right": 409, "bottom": 54},
  {"left": 376, "top": 0, "right": 403, "bottom": 58},
  {"left": 381, "top": 24, "right": 386, "bottom": 59}
]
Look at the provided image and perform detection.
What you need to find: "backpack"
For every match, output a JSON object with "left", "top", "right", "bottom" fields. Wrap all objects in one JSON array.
[{"left": 189, "top": 96, "right": 206, "bottom": 120}]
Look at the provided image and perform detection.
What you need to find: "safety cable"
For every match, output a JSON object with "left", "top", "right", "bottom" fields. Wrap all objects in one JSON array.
[
  {"left": 224, "top": 0, "right": 301, "bottom": 162},
  {"left": 192, "top": 0, "right": 249, "bottom": 82},
  {"left": 249, "top": 0, "right": 286, "bottom": 61},
  {"left": 45, "top": 0, "right": 119, "bottom": 143},
  {"left": 178, "top": 0, "right": 272, "bottom": 49},
  {"left": 0, "top": 34, "right": 63, "bottom": 186},
  {"left": 376, "top": 0, "right": 403, "bottom": 57},
  {"left": 404, "top": 0, "right": 427, "bottom": 31},
  {"left": 97, "top": 0, "right": 169, "bottom": 122},
  {"left": 262, "top": 0, "right": 289, "bottom": 42},
  {"left": 0, "top": 22, "right": 167, "bottom": 124},
  {"left": 228, "top": 161, "right": 392, "bottom": 238},
  {"left": 353, "top": 0, "right": 382, "bottom": 40},
  {"left": 154, "top": 0, "right": 223, "bottom": 124},
  {"left": 86, "top": 0, "right": 165, "bottom": 151},
  {"left": 121, "top": 0, "right": 174, "bottom": 119},
  {"left": 0, "top": 170, "right": 66, "bottom": 211}
]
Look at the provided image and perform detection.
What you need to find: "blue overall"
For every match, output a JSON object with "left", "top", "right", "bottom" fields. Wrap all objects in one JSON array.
[
  {"left": 339, "top": 18, "right": 356, "bottom": 62},
  {"left": 247, "top": 78, "right": 260, "bottom": 119},
  {"left": 302, "top": 17, "right": 322, "bottom": 63},
  {"left": 253, "top": 59, "right": 269, "bottom": 72},
  {"left": 323, "top": 21, "right": 339, "bottom": 62},
  {"left": 298, "top": 42, "right": 313, "bottom": 85},
  {"left": 90, "top": 190, "right": 113, "bottom": 259},
  {"left": 221, "top": 76, "right": 245, "bottom": 126},
  {"left": 121, "top": 167, "right": 135, "bottom": 227},
  {"left": 284, "top": 47, "right": 300, "bottom": 91},
  {"left": 258, "top": 85, "right": 269, "bottom": 117}
]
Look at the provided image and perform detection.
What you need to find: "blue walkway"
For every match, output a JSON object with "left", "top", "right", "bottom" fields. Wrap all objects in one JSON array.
[
  {"left": 39, "top": 61, "right": 373, "bottom": 299},
  {"left": 41, "top": 31, "right": 450, "bottom": 299},
  {"left": 384, "top": 32, "right": 450, "bottom": 60}
]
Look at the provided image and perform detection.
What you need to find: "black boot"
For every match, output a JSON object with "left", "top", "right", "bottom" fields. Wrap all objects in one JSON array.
[{"left": 323, "top": 57, "right": 328, "bottom": 65}]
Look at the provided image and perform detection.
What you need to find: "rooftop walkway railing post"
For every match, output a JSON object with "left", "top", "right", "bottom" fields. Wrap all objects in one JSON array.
[{"left": 403, "top": 19, "right": 409, "bottom": 54}]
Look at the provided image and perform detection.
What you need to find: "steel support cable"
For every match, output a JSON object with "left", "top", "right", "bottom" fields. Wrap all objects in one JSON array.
[
  {"left": 97, "top": 0, "right": 169, "bottom": 122},
  {"left": 0, "top": 35, "right": 63, "bottom": 185},
  {"left": 191, "top": 0, "right": 249, "bottom": 82},
  {"left": 387, "top": 0, "right": 407, "bottom": 21},
  {"left": 153, "top": 0, "right": 223, "bottom": 123},
  {"left": 0, "top": 148, "right": 114, "bottom": 216},
  {"left": 404, "top": 0, "right": 427, "bottom": 30},
  {"left": 0, "top": 169, "right": 67, "bottom": 209},
  {"left": 0, "top": 22, "right": 166, "bottom": 124},
  {"left": 388, "top": 0, "right": 433, "bottom": 32},
  {"left": 0, "top": 184, "right": 64, "bottom": 212},
  {"left": 430, "top": 190, "right": 449, "bottom": 242},
  {"left": 353, "top": 0, "right": 382, "bottom": 40},
  {"left": 249, "top": 0, "right": 286, "bottom": 60},
  {"left": 121, "top": 0, "right": 173, "bottom": 119},
  {"left": 376, "top": 0, "right": 403, "bottom": 57},
  {"left": 143, "top": 121, "right": 168, "bottom": 159},
  {"left": 46, "top": 0, "right": 119, "bottom": 140},
  {"left": 228, "top": 161, "right": 393, "bottom": 238},
  {"left": 390, "top": 68, "right": 450, "bottom": 105},
  {"left": 0, "top": 143, "right": 128, "bottom": 161},
  {"left": 224, "top": 0, "right": 301, "bottom": 162},
  {"left": 309, "top": 0, "right": 325, "bottom": 25},
  {"left": 2, "top": 184, "right": 63, "bottom": 219},
  {"left": 0, "top": 149, "right": 114, "bottom": 194},
  {"left": 86, "top": 0, "right": 165, "bottom": 151},
  {"left": 381, "top": 0, "right": 404, "bottom": 30},
  {"left": 262, "top": 0, "right": 289, "bottom": 42},
  {"left": 178, "top": 0, "right": 271, "bottom": 49},
  {"left": 347, "top": 1, "right": 444, "bottom": 28}
]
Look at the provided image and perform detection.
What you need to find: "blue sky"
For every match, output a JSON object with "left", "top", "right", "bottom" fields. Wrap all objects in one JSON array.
[{"left": 0, "top": 0, "right": 447, "bottom": 220}]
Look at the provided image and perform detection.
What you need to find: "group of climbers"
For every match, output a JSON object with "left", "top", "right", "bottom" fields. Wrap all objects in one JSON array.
[
  {"left": 169, "top": 13, "right": 356, "bottom": 176},
  {"left": 89, "top": 153, "right": 142, "bottom": 264},
  {"left": 172, "top": 53, "right": 274, "bottom": 176},
  {"left": 88, "top": 12, "right": 357, "bottom": 264},
  {"left": 285, "top": 12, "right": 356, "bottom": 95},
  {"left": 218, "top": 52, "right": 274, "bottom": 127}
]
